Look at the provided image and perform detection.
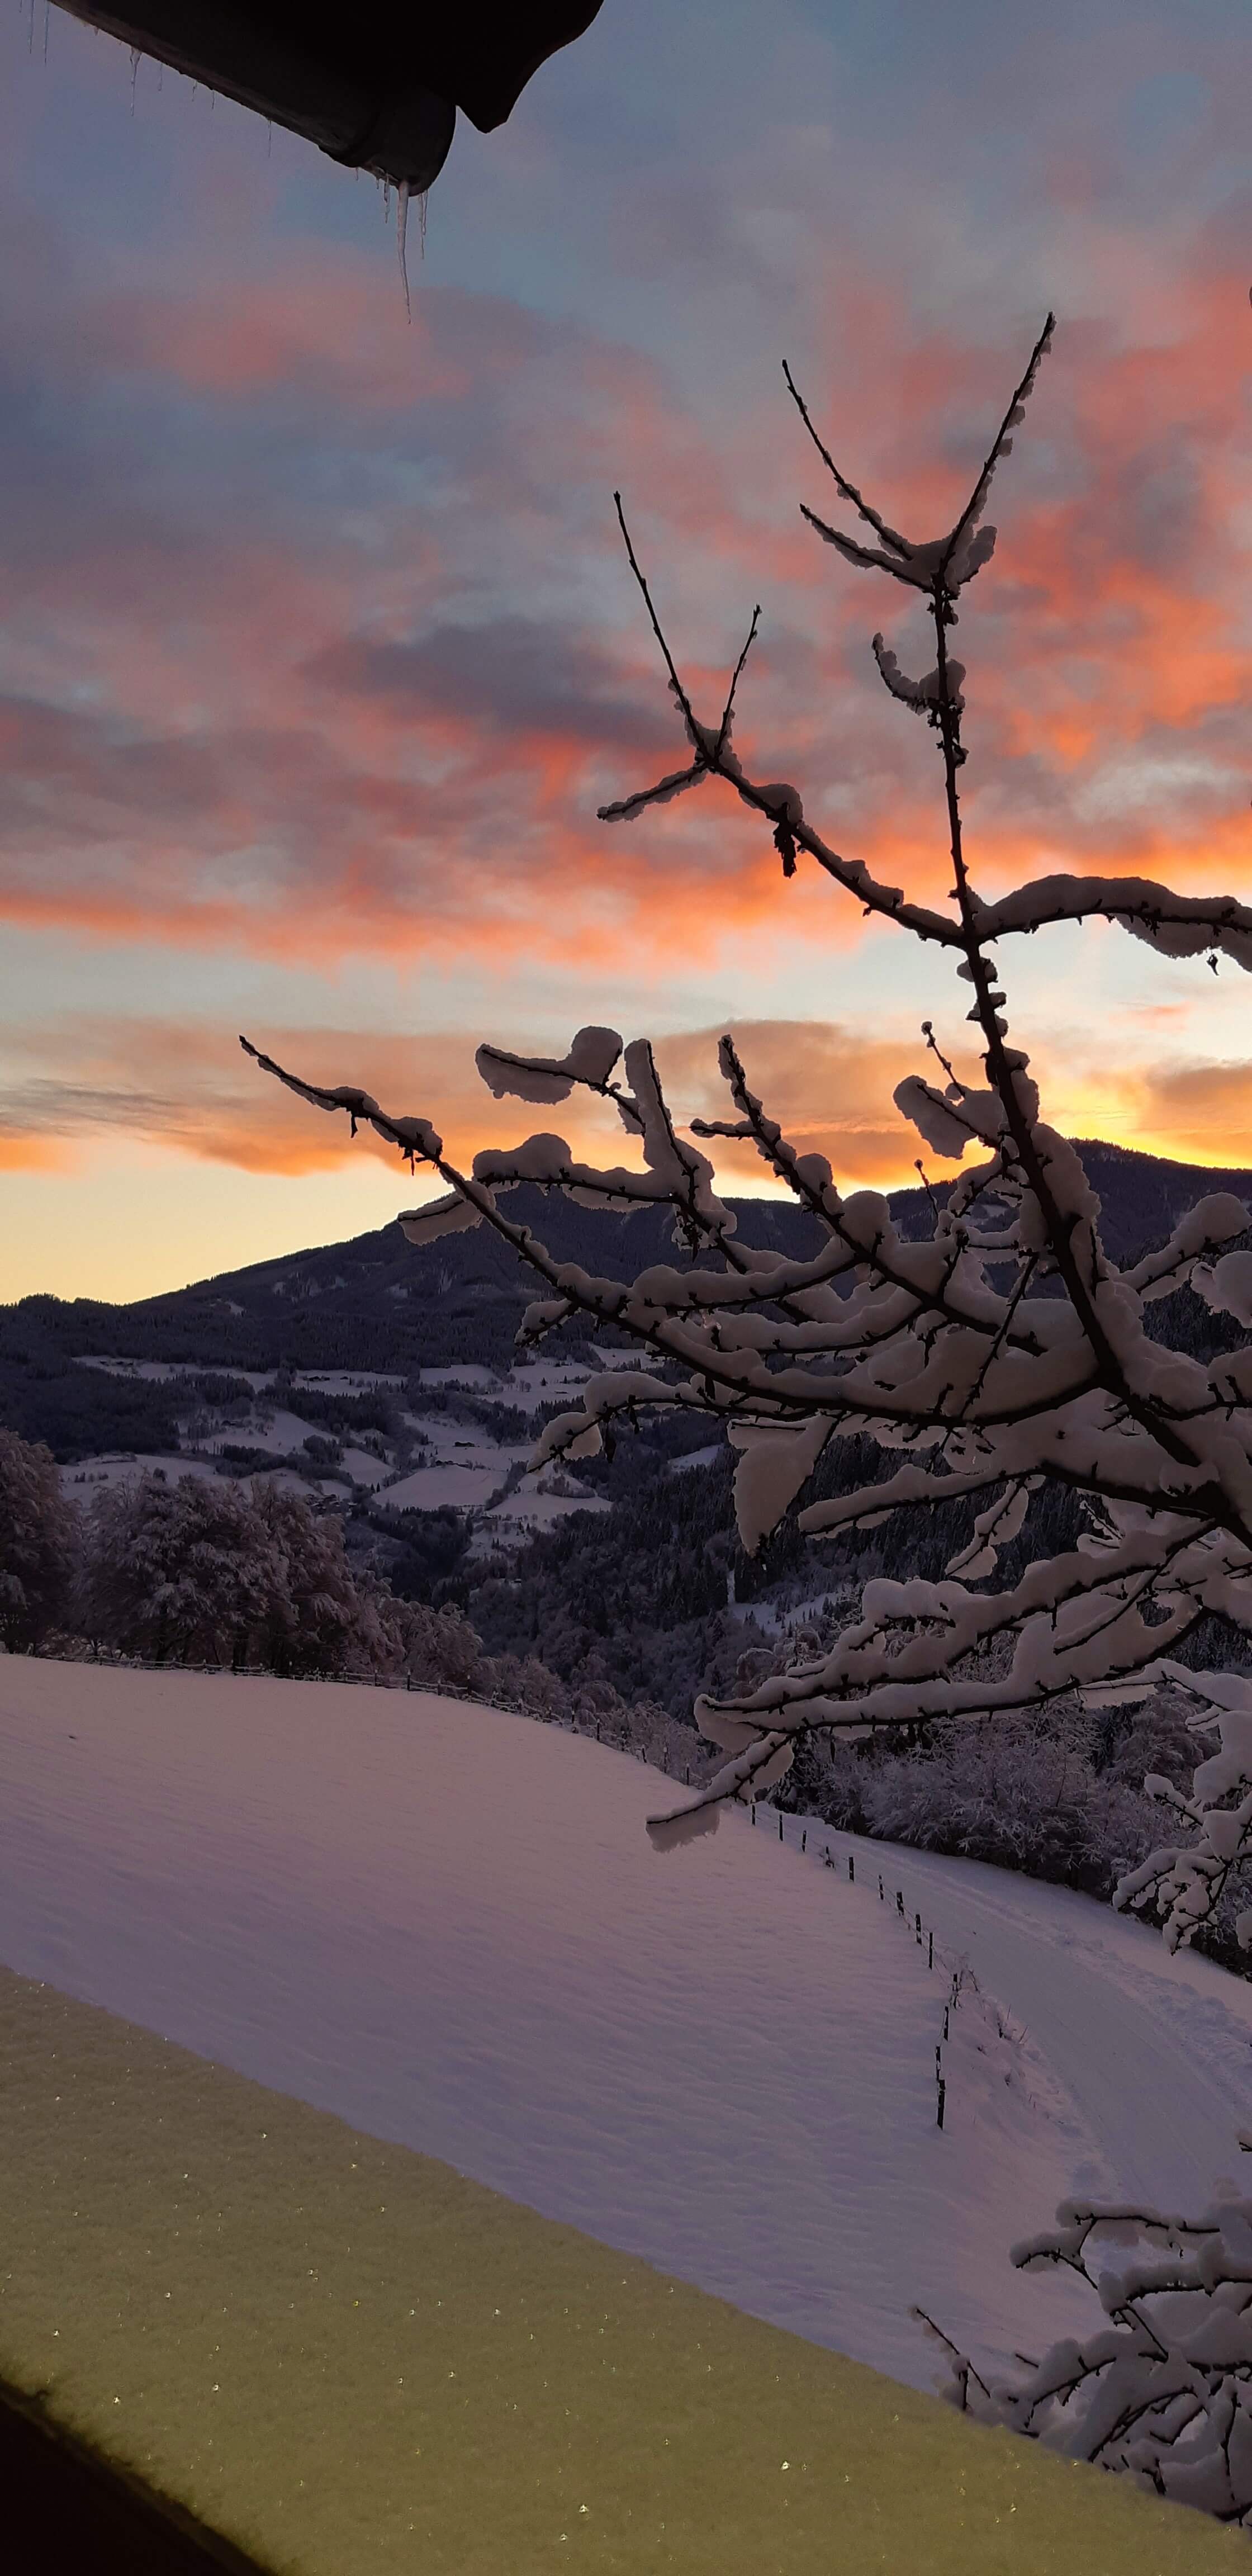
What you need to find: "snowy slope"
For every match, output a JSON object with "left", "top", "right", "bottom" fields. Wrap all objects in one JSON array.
[{"left": 1, "top": 1657, "right": 1249, "bottom": 2400}]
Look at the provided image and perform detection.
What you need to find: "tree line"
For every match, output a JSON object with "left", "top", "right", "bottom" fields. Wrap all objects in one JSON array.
[{"left": 0, "top": 1427, "right": 694, "bottom": 1772}]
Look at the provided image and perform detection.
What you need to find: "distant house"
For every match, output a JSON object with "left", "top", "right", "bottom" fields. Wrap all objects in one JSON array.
[{"left": 52, "top": 2, "right": 605, "bottom": 192}]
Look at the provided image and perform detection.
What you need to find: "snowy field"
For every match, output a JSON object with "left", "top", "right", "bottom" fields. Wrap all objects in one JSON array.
[
  {"left": 75, "top": 1352, "right": 633, "bottom": 1407},
  {"left": 62, "top": 1452, "right": 221, "bottom": 1491},
  {"left": 58, "top": 1438, "right": 607, "bottom": 1529},
  {"left": 67, "top": 1351, "right": 619, "bottom": 1528},
  {"left": 2, "top": 1655, "right": 1249, "bottom": 2402}
]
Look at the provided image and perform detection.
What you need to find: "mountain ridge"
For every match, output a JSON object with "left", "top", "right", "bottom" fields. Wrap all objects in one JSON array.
[{"left": 4, "top": 1137, "right": 1251, "bottom": 1384}]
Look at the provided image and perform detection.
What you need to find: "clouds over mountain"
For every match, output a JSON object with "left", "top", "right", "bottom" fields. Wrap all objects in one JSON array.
[{"left": 1, "top": 0, "right": 1250, "bottom": 1294}]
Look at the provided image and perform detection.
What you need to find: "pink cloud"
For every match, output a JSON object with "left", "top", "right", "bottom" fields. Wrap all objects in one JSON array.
[{"left": 0, "top": 188, "right": 1245, "bottom": 1043}]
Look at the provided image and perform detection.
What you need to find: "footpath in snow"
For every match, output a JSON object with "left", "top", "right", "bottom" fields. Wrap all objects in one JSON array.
[{"left": 1, "top": 1656, "right": 1249, "bottom": 2397}]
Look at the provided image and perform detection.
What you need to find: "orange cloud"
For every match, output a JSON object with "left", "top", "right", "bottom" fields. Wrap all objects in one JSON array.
[
  {"left": 1126, "top": 1060, "right": 1252, "bottom": 1171},
  {"left": 0, "top": 1011, "right": 980, "bottom": 1195},
  {"left": 0, "top": 208, "right": 1246, "bottom": 1004},
  {"left": 655, "top": 1019, "right": 970, "bottom": 1187},
  {"left": 0, "top": 1133, "right": 75, "bottom": 1173}
]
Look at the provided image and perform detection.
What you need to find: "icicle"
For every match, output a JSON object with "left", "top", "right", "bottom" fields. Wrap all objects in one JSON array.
[{"left": 397, "top": 178, "right": 412, "bottom": 321}]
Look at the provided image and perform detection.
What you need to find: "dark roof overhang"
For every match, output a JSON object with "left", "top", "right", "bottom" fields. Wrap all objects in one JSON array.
[{"left": 51, "top": 2, "right": 604, "bottom": 191}]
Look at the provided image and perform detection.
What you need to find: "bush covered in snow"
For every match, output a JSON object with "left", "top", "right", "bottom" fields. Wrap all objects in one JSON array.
[{"left": 835, "top": 1707, "right": 1160, "bottom": 1879}]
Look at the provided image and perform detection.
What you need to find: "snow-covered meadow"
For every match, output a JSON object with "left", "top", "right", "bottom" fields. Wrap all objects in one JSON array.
[
  {"left": 65, "top": 1353, "right": 617, "bottom": 1536},
  {"left": 1, "top": 1654, "right": 1249, "bottom": 2400}
]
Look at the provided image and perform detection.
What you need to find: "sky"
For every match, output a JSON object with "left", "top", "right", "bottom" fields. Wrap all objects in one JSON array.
[{"left": 0, "top": 0, "right": 1249, "bottom": 1301}]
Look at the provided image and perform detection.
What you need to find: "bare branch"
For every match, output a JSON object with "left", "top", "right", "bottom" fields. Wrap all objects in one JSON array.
[
  {"left": 939, "top": 311, "right": 1055, "bottom": 587},
  {"left": 782, "top": 358, "right": 913, "bottom": 556}
]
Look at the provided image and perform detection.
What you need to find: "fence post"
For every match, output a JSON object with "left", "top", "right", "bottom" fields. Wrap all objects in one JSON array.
[
  {"left": 801, "top": 1828, "right": 807, "bottom": 1854},
  {"left": 915, "top": 1911, "right": 922, "bottom": 1945},
  {"left": 896, "top": 1888, "right": 904, "bottom": 1918},
  {"left": 878, "top": 1873, "right": 884, "bottom": 1900},
  {"left": 848, "top": 1853, "right": 854, "bottom": 1883},
  {"left": 936, "top": 2078, "right": 946, "bottom": 2131},
  {"left": 943, "top": 2007, "right": 950, "bottom": 2042},
  {"left": 928, "top": 1930, "right": 933, "bottom": 1969},
  {"left": 778, "top": 1811, "right": 784, "bottom": 1843},
  {"left": 685, "top": 1764, "right": 690, "bottom": 1784},
  {"left": 752, "top": 1802, "right": 757, "bottom": 1826}
]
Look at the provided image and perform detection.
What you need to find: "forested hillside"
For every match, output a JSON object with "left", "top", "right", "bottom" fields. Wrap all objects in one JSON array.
[
  {"left": 5, "top": 1142, "right": 1249, "bottom": 1448},
  {"left": 5, "top": 1140, "right": 1252, "bottom": 1749}
]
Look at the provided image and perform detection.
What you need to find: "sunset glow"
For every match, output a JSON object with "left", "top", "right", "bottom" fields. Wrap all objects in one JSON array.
[{"left": 1, "top": 1, "right": 1249, "bottom": 1300}]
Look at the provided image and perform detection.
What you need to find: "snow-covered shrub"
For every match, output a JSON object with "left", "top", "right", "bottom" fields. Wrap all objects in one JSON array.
[
  {"left": 61, "top": 1465, "right": 688, "bottom": 1746},
  {"left": 246, "top": 313, "right": 1252, "bottom": 2523},
  {"left": 855, "top": 1702, "right": 1173, "bottom": 1892},
  {"left": 1099, "top": 1689, "right": 1212, "bottom": 1792},
  {"left": 0, "top": 1427, "right": 77, "bottom": 1651},
  {"left": 918, "top": 2190, "right": 1252, "bottom": 2529}
]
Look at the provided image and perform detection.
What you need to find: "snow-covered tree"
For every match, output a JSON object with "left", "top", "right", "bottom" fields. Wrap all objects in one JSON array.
[
  {"left": 80, "top": 1471, "right": 395, "bottom": 1675},
  {"left": 244, "top": 312, "right": 1252, "bottom": 1947},
  {"left": 245, "top": 315, "right": 1252, "bottom": 2520},
  {"left": 248, "top": 1481, "right": 394, "bottom": 1678},
  {"left": 82, "top": 1472, "right": 282, "bottom": 1668},
  {"left": 0, "top": 1427, "right": 77, "bottom": 1651}
]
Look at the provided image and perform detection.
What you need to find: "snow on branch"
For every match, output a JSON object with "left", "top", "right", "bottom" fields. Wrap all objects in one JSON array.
[
  {"left": 785, "top": 314, "right": 1054, "bottom": 599},
  {"left": 238, "top": 1036, "right": 444, "bottom": 1164},
  {"left": 1112, "top": 1661, "right": 1252, "bottom": 1953},
  {"left": 872, "top": 633, "right": 965, "bottom": 715},
  {"left": 975, "top": 874, "right": 1252, "bottom": 969},
  {"left": 594, "top": 503, "right": 961, "bottom": 945},
  {"left": 475, "top": 1029, "right": 647, "bottom": 1138}
]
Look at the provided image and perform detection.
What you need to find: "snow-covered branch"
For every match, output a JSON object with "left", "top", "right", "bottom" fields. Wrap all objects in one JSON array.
[
  {"left": 245, "top": 316, "right": 1252, "bottom": 1977},
  {"left": 1112, "top": 1661, "right": 1252, "bottom": 1954},
  {"left": 922, "top": 2190, "right": 1252, "bottom": 2528}
]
